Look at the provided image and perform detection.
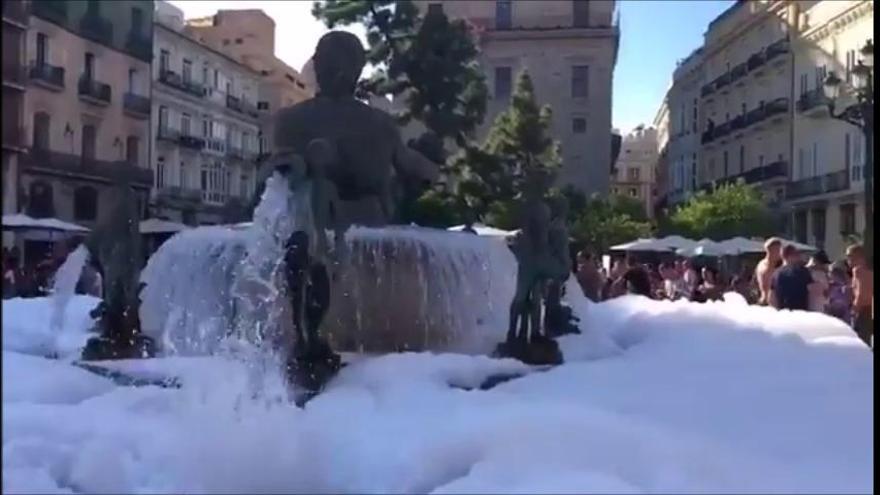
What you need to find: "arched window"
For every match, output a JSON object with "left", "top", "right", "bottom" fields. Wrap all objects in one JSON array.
[
  {"left": 32, "top": 112, "right": 50, "bottom": 150},
  {"left": 73, "top": 186, "right": 98, "bottom": 221},
  {"left": 27, "top": 181, "right": 54, "bottom": 218}
]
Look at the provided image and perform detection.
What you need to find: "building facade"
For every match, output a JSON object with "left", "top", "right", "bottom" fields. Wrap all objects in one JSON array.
[
  {"left": 424, "top": 0, "right": 619, "bottom": 196},
  {"left": 150, "top": 1, "right": 261, "bottom": 225},
  {"left": 184, "top": 9, "right": 314, "bottom": 158},
  {"left": 610, "top": 126, "right": 658, "bottom": 218},
  {"left": 652, "top": 96, "right": 670, "bottom": 215},
  {"left": 2, "top": 0, "right": 29, "bottom": 247},
  {"left": 22, "top": 0, "right": 154, "bottom": 232},
  {"left": 665, "top": 48, "right": 704, "bottom": 208},
  {"left": 698, "top": 0, "right": 794, "bottom": 213},
  {"left": 786, "top": 0, "right": 873, "bottom": 257}
]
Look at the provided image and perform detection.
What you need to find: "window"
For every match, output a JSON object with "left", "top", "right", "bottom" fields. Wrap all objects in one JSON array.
[
  {"left": 179, "top": 161, "right": 187, "bottom": 188},
  {"left": 814, "top": 65, "right": 827, "bottom": 89},
  {"left": 427, "top": 3, "right": 443, "bottom": 15},
  {"left": 182, "top": 59, "right": 192, "bottom": 83},
  {"left": 627, "top": 168, "right": 640, "bottom": 181},
  {"left": 131, "top": 7, "right": 144, "bottom": 36},
  {"left": 203, "top": 118, "right": 210, "bottom": 138},
  {"left": 240, "top": 173, "right": 250, "bottom": 198},
  {"left": 156, "top": 158, "right": 166, "bottom": 188},
  {"left": 740, "top": 103, "right": 746, "bottom": 115},
  {"left": 679, "top": 103, "right": 685, "bottom": 133},
  {"left": 794, "top": 210, "right": 808, "bottom": 243},
  {"left": 845, "top": 133, "right": 851, "bottom": 171},
  {"left": 738, "top": 145, "right": 745, "bottom": 173},
  {"left": 852, "top": 132, "right": 863, "bottom": 181},
  {"left": 846, "top": 49, "right": 856, "bottom": 83},
  {"left": 496, "top": 0, "right": 512, "bottom": 29},
  {"left": 214, "top": 69, "right": 220, "bottom": 89},
  {"left": 181, "top": 113, "right": 191, "bottom": 136},
  {"left": 571, "top": 65, "right": 589, "bottom": 98},
  {"left": 257, "top": 101, "right": 269, "bottom": 110},
  {"left": 32, "top": 112, "right": 50, "bottom": 150},
  {"left": 628, "top": 188, "right": 637, "bottom": 197},
  {"left": 573, "top": 0, "right": 590, "bottom": 27},
  {"left": 81, "top": 125, "right": 96, "bottom": 161},
  {"left": 202, "top": 65, "right": 209, "bottom": 85},
  {"left": 160, "top": 49, "right": 170, "bottom": 73},
  {"left": 691, "top": 154, "right": 697, "bottom": 191},
  {"left": 811, "top": 208, "right": 826, "bottom": 248},
  {"left": 73, "top": 187, "right": 98, "bottom": 221},
  {"left": 692, "top": 99, "right": 698, "bottom": 133},
  {"left": 812, "top": 142, "right": 818, "bottom": 176},
  {"left": 799, "top": 73, "right": 808, "bottom": 96},
  {"left": 158, "top": 106, "right": 169, "bottom": 130},
  {"left": 27, "top": 181, "right": 54, "bottom": 218},
  {"left": 722, "top": 150, "right": 729, "bottom": 177},
  {"left": 840, "top": 204, "right": 856, "bottom": 235},
  {"left": 798, "top": 148, "right": 805, "bottom": 179},
  {"left": 572, "top": 117, "right": 586, "bottom": 133},
  {"left": 235, "top": 38, "right": 243, "bottom": 44},
  {"left": 494, "top": 66, "right": 512, "bottom": 100},
  {"left": 83, "top": 52, "right": 95, "bottom": 80},
  {"left": 36, "top": 33, "right": 48, "bottom": 66},
  {"left": 223, "top": 39, "right": 230, "bottom": 46},
  {"left": 128, "top": 68, "right": 137, "bottom": 93},
  {"left": 126, "top": 136, "right": 139, "bottom": 165}
]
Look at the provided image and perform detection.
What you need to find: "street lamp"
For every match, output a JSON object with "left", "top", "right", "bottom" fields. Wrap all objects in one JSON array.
[{"left": 823, "top": 39, "right": 874, "bottom": 267}]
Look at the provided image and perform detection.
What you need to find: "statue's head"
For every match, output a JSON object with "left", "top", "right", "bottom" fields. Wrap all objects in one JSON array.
[
  {"left": 314, "top": 31, "right": 366, "bottom": 98},
  {"left": 549, "top": 195, "right": 569, "bottom": 219},
  {"left": 523, "top": 169, "right": 551, "bottom": 199}
]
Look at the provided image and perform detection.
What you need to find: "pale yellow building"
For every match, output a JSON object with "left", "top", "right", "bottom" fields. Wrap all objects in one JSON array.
[
  {"left": 610, "top": 126, "right": 657, "bottom": 218},
  {"left": 22, "top": 0, "right": 154, "bottom": 238},
  {"left": 421, "top": 0, "right": 619, "bottom": 196},
  {"left": 184, "top": 9, "right": 314, "bottom": 156},
  {"left": 665, "top": 48, "right": 704, "bottom": 208},
  {"left": 787, "top": 0, "right": 873, "bottom": 259},
  {"left": 698, "top": 0, "right": 794, "bottom": 212},
  {"left": 2, "top": 0, "right": 28, "bottom": 248}
]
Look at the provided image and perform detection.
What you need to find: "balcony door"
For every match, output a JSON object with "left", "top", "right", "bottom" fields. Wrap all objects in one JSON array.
[
  {"left": 32, "top": 112, "right": 50, "bottom": 151},
  {"left": 36, "top": 33, "right": 48, "bottom": 66},
  {"left": 83, "top": 52, "right": 95, "bottom": 81},
  {"left": 126, "top": 136, "right": 139, "bottom": 166},
  {"left": 81, "top": 124, "right": 96, "bottom": 161},
  {"left": 495, "top": 0, "right": 511, "bottom": 30}
]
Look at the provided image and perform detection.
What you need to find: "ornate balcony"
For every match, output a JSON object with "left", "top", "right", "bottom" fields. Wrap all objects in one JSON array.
[
  {"left": 714, "top": 72, "right": 731, "bottom": 90},
  {"left": 157, "top": 125, "right": 181, "bottom": 143},
  {"left": 23, "top": 148, "right": 153, "bottom": 187},
  {"left": 765, "top": 38, "right": 790, "bottom": 63},
  {"left": 730, "top": 114, "right": 746, "bottom": 131},
  {"left": 79, "top": 11, "right": 113, "bottom": 46},
  {"left": 700, "top": 82, "right": 714, "bottom": 97},
  {"left": 29, "top": 62, "right": 65, "bottom": 90},
  {"left": 796, "top": 88, "right": 830, "bottom": 115},
  {"left": 77, "top": 76, "right": 112, "bottom": 106},
  {"left": 179, "top": 134, "right": 206, "bottom": 150},
  {"left": 227, "top": 145, "right": 244, "bottom": 159},
  {"left": 742, "top": 160, "right": 787, "bottom": 184},
  {"left": 156, "top": 186, "right": 202, "bottom": 207},
  {"left": 730, "top": 62, "right": 747, "bottom": 83},
  {"left": 158, "top": 70, "right": 205, "bottom": 98},
  {"left": 747, "top": 51, "right": 766, "bottom": 71},
  {"left": 2, "top": 125, "right": 25, "bottom": 152},
  {"left": 226, "top": 94, "right": 242, "bottom": 112},
  {"left": 123, "top": 93, "right": 151, "bottom": 118},
  {"left": 765, "top": 97, "right": 789, "bottom": 118},
  {"left": 786, "top": 170, "right": 850, "bottom": 200}
]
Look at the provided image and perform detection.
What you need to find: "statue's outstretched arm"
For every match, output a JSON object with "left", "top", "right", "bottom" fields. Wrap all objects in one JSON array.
[{"left": 393, "top": 139, "right": 440, "bottom": 184}]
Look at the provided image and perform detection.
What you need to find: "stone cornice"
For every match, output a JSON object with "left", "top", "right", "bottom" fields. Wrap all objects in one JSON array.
[{"left": 803, "top": 1, "right": 874, "bottom": 43}]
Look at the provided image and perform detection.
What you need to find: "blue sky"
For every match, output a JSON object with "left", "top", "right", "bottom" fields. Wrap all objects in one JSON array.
[
  {"left": 171, "top": 0, "right": 733, "bottom": 134},
  {"left": 613, "top": 0, "right": 733, "bottom": 133}
]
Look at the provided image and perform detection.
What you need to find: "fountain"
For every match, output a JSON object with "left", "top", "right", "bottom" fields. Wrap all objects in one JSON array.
[
  {"left": 136, "top": 30, "right": 578, "bottom": 392},
  {"left": 49, "top": 244, "right": 90, "bottom": 333}
]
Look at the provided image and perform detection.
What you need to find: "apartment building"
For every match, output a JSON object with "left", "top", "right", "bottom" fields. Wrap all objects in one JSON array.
[
  {"left": 665, "top": 48, "right": 704, "bottom": 208},
  {"left": 22, "top": 0, "right": 154, "bottom": 231},
  {"left": 652, "top": 97, "right": 670, "bottom": 214},
  {"left": 151, "top": 1, "right": 260, "bottom": 225},
  {"left": 422, "top": 0, "right": 619, "bottom": 197},
  {"left": 184, "top": 9, "right": 313, "bottom": 158},
  {"left": 786, "top": 0, "right": 873, "bottom": 258},
  {"left": 698, "top": 0, "right": 795, "bottom": 213},
  {"left": 610, "top": 126, "right": 658, "bottom": 218},
  {"left": 2, "top": 0, "right": 28, "bottom": 246}
]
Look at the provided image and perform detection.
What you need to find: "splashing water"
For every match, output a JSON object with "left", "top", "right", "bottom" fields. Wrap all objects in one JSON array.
[{"left": 49, "top": 244, "right": 90, "bottom": 333}]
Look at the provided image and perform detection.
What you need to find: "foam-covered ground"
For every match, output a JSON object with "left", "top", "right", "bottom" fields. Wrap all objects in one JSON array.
[{"left": 2, "top": 292, "right": 873, "bottom": 494}]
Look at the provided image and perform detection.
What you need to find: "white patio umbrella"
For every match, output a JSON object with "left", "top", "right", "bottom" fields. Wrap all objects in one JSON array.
[
  {"left": 448, "top": 223, "right": 518, "bottom": 237},
  {"left": 717, "top": 236, "right": 765, "bottom": 255},
  {"left": 676, "top": 239, "right": 732, "bottom": 257},
  {"left": 609, "top": 238, "right": 663, "bottom": 251},
  {"left": 139, "top": 218, "right": 190, "bottom": 235},
  {"left": 2, "top": 214, "right": 90, "bottom": 234},
  {"left": 655, "top": 235, "right": 699, "bottom": 251}
]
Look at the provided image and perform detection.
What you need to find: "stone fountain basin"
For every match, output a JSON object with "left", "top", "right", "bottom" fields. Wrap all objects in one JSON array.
[{"left": 139, "top": 226, "right": 516, "bottom": 357}]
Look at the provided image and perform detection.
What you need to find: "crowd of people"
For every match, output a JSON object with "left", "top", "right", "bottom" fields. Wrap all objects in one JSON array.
[
  {"left": 2, "top": 243, "right": 102, "bottom": 300},
  {"left": 575, "top": 238, "right": 874, "bottom": 347}
]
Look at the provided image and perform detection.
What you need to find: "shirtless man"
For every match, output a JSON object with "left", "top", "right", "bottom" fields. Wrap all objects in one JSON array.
[
  {"left": 755, "top": 237, "right": 783, "bottom": 306},
  {"left": 846, "top": 244, "right": 873, "bottom": 347}
]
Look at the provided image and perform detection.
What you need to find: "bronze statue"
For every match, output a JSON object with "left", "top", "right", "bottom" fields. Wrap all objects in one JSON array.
[
  {"left": 543, "top": 196, "right": 580, "bottom": 337},
  {"left": 261, "top": 31, "right": 441, "bottom": 389},
  {"left": 81, "top": 170, "right": 154, "bottom": 361}
]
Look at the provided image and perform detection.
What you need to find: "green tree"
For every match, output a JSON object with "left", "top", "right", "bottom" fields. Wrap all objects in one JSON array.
[
  {"left": 569, "top": 195, "right": 653, "bottom": 255},
  {"left": 663, "top": 181, "right": 776, "bottom": 240},
  {"left": 452, "top": 70, "right": 561, "bottom": 229},
  {"left": 312, "top": 0, "right": 487, "bottom": 146}
]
